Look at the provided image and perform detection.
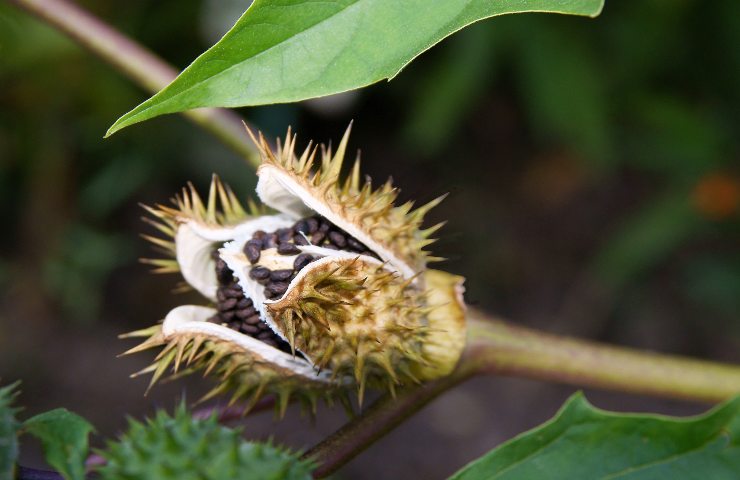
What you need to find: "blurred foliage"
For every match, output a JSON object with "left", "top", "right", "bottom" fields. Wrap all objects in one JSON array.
[{"left": 0, "top": 0, "right": 738, "bottom": 353}]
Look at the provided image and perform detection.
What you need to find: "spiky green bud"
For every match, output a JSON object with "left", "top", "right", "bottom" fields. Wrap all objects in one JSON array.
[{"left": 97, "top": 405, "right": 312, "bottom": 480}]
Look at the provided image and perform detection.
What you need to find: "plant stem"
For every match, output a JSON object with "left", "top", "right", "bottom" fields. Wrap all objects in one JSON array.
[
  {"left": 466, "top": 309, "right": 740, "bottom": 403},
  {"left": 16, "top": 466, "right": 64, "bottom": 480},
  {"left": 7, "top": 0, "right": 260, "bottom": 166},
  {"left": 306, "top": 308, "right": 740, "bottom": 477},
  {"left": 305, "top": 365, "right": 477, "bottom": 478}
]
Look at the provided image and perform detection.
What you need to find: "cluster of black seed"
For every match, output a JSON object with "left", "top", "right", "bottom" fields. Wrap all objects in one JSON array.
[
  {"left": 208, "top": 253, "right": 291, "bottom": 352},
  {"left": 243, "top": 215, "right": 375, "bottom": 265},
  {"left": 209, "top": 215, "right": 376, "bottom": 351},
  {"left": 243, "top": 215, "right": 379, "bottom": 299}
]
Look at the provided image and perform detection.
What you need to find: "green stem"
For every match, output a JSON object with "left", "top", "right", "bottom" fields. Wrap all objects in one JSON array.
[
  {"left": 306, "top": 367, "right": 476, "bottom": 478},
  {"left": 466, "top": 309, "right": 740, "bottom": 403},
  {"left": 307, "top": 308, "right": 740, "bottom": 477},
  {"left": 7, "top": 0, "right": 260, "bottom": 166}
]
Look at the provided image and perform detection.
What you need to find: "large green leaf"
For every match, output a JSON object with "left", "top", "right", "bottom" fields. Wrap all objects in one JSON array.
[
  {"left": 107, "top": 0, "right": 604, "bottom": 135},
  {"left": 22, "top": 409, "right": 94, "bottom": 480},
  {"left": 450, "top": 392, "right": 740, "bottom": 479}
]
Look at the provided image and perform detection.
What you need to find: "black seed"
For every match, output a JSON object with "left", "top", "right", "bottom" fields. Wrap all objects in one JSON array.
[
  {"left": 225, "top": 287, "right": 243, "bottom": 298},
  {"left": 277, "top": 242, "right": 300, "bottom": 255},
  {"left": 219, "top": 298, "right": 238, "bottom": 311},
  {"left": 319, "top": 220, "right": 331, "bottom": 233},
  {"left": 243, "top": 240, "right": 262, "bottom": 264},
  {"left": 207, "top": 315, "right": 221, "bottom": 324},
  {"left": 262, "top": 233, "right": 278, "bottom": 249},
  {"left": 328, "top": 231, "right": 347, "bottom": 248},
  {"left": 245, "top": 314, "right": 262, "bottom": 325},
  {"left": 215, "top": 259, "right": 232, "bottom": 284},
  {"left": 306, "top": 217, "right": 319, "bottom": 233},
  {"left": 240, "top": 324, "right": 259, "bottom": 334},
  {"left": 257, "top": 330, "right": 275, "bottom": 340},
  {"left": 236, "top": 306, "right": 256, "bottom": 319},
  {"left": 236, "top": 298, "right": 253, "bottom": 309},
  {"left": 216, "top": 289, "right": 227, "bottom": 302},
  {"left": 310, "top": 231, "right": 325, "bottom": 245},
  {"left": 293, "top": 219, "right": 309, "bottom": 234},
  {"left": 276, "top": 227, "right": 293, "bottom": 242},
  {"left": 293, "top": 234, "right": 309, "bottom": 246},
  {"left": 294, "top": 253, "right": 314, "bottom": 271},
  {"left": 347, "top": 237, "right": 367, "bottom": 252},
  {"left": 249, "top": 266, "right": 271, "bottom": 281},
  {"left": 252, "top": 230, "right": 266, "bottom": 240},
  {"left": 265, "top": 281, "right": 289, "bottom": 297},
  {"left": 324, "top": 244, "right": 339, "bottom": 250},
  {"left": 271, "top": 269, "right": 294, "bottom": 282},
  {"left": 221, "top": 311, "right": 236, "bottom": 321}
]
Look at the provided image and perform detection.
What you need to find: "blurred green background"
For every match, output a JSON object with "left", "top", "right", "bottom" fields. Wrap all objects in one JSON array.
[{"left": 1, "top": 1, "right": 739, "bottom": 478}]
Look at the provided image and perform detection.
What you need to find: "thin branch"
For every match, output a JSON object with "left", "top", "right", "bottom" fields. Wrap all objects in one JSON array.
[
  {"left": 16, "top": 466, "right": 64, "bottom": 480},
  {"left": 7, "top": 0, "right": 260, "bottom": 166},
  {"left": 305, "top": 364, "right": 477, "bottom": 478}
]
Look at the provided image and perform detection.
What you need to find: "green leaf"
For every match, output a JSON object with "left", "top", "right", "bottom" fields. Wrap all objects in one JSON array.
[
  {"left": 107, "top": 0, "right": 604, "bottom": 135},
  {"left": 22, "top": 409, "right": 95, "bottom": 480},
  {"left": 450, "top": 392, "right": 740, "bottom": 480},
  {"left": 0, "top": 383, "right": 21, "bottom": 480},
  {"left": 97, "top": 404, "right": 312, "bottom": 480}
]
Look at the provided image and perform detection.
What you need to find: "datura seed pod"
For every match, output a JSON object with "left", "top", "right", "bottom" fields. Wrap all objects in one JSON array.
[{"left": 125, "top": 125, "right": 466, "bottom": 414}]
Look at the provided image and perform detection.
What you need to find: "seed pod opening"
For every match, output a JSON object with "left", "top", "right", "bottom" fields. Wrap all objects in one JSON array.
[
  {"left": 253, "top": 125, "right": 445, "bottom": 279},
  {"left": 128, "top": 126, "right": 467, "bottom": 412}
]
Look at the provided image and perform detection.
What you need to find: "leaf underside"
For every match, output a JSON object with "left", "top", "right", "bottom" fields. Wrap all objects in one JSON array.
[
  {"left": 450, "top": 392, "right": 740, "bottom": 480},
  {"left": 107, "top": 0, "right": 604, "bottom": 135}
]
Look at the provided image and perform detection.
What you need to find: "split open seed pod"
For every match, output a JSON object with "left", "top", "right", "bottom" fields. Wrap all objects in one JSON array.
[{"left": 126, "top": 126, "right": 466, "bottom": 413}]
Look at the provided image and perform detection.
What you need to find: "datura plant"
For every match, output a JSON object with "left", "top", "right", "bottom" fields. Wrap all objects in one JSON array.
[{"left": 124, "top": 126, "right": 466, "bottom": 416}]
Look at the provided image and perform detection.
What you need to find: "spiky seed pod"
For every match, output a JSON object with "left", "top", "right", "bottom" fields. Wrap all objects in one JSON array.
[
  {"left": 124, "top": 307, "right": 343, "bottom": 416},
  {"left": 98, "top": 404, "right": 314, "bottom": 480},
  {"left": 127, "top": 125, "right": 466, "bottom": 412}
]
